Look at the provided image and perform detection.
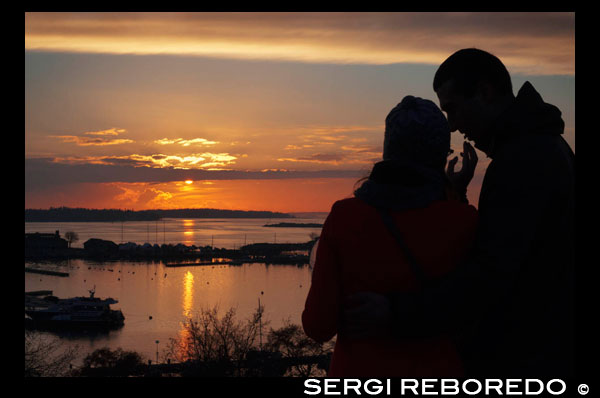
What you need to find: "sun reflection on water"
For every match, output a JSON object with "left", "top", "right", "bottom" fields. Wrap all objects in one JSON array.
[
  {"left": 182, "top": 219, "right": 195, "bottom": 245},
  {"left": 177, "top": 270, "right": 195, "bottom": 361},
  {"left": 182, "top": 271, "right": 194, "bottom": 318}
]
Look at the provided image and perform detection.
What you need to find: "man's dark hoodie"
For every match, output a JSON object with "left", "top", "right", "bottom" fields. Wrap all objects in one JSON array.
[{"left": 388, "top": 82, "right": 575, "bottom": 377}]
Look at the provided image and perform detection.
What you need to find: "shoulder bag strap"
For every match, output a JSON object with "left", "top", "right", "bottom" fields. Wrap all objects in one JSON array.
[{"left": 377, "top": 207, "right": 428, "bottom": 288}]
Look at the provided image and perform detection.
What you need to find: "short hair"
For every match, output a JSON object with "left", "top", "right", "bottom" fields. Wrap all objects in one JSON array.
[{"left": 433, "top": 48, "right": 513, "bottom": 98}]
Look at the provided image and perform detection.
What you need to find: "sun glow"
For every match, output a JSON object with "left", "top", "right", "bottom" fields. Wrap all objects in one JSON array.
[{"left": 185, "top": 180, "right": 193, "bottom": 185}]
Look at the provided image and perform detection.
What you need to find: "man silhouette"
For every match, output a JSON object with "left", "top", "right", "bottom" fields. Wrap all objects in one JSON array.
[{"left": 342, "top": 48, "right": 575, "bottom": 377}]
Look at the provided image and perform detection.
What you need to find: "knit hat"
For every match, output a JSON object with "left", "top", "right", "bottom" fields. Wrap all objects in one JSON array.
[{"left": 383, "top": 95, "right": 450, "bottom": 169}]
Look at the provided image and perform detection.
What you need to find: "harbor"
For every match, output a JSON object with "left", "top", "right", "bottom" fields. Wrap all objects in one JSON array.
[
  {"left": 24, "top": 217, "right": 324, "bottom": 373},
  {"left": 25, "top": 255, "right": 315, "bottom": 366},
  {"left": 25, "top": 235, "right": 316, "bottom": 265}
]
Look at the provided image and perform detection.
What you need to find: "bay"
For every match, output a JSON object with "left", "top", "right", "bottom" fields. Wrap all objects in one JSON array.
[
  {"left": 24, "top": 216, "right": 326, "bottom": 365},
  {"left": 25, "top": 217, "right": 326, "bottom": 249}
]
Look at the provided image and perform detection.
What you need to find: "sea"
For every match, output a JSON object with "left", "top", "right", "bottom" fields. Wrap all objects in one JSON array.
[{"left": 24, "top": 215, "right": 327, "bottom": 365}]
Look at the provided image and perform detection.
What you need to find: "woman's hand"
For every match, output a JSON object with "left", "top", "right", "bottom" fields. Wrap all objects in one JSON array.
[
  {"left": 340, "top": 292, "right": 392, "bottom": 339},
  {"left": 446, "top": 141, "right": 478, "bottom": 197}
]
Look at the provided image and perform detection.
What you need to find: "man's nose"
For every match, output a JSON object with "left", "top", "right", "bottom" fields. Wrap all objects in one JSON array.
[
  {"left": 444, "top": 114, "right": 458, "bottom": 132},
  {"left": 448, "top": 121, "right": 458, "bottom": 133}
]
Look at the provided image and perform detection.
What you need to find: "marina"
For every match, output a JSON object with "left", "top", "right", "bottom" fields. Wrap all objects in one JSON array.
[
  {"left": 25, "top": 216, "right": 325, "bottom": 368},
  {"left": 25, "top": 258, "right": 314, "bottom": 365},
  {"left": 25, "top": 216, "right": 326, "bottom": 250}
]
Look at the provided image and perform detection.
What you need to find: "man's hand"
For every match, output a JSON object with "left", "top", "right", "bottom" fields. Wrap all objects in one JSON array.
[
  {"left": 340, "top": 292, "right": 392, "bottom": 339},
  {"left": 447, "top": 141, "right": 478, "bottom": 196}
]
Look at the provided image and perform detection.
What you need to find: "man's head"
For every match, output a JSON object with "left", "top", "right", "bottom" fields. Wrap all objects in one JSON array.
[{"left": 433, "top": 48, "right": 515, "bottom": 154}]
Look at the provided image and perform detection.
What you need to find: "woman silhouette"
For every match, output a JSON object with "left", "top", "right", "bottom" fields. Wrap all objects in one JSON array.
[{"left": 302, "top": 95, "right": 478, "bottom": 377}]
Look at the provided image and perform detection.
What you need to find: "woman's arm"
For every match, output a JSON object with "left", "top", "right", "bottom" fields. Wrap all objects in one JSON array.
[{"left": 302, "top": 205, "right": 342, "bottom": 343}]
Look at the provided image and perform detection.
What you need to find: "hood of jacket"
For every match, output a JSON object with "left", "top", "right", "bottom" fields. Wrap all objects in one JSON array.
[
  {"left": 354, "top": 158, "right": 446, "bottom": 211},
  {"left": 488, "top": 81, "right": 565, "bottom": 158}
]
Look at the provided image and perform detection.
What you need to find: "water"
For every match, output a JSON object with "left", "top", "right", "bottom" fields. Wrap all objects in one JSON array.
[
  {"left": 24, "top": 217, "right": 326, "bottom": 365},
  {"left": 25, "top": 217, "right": 326, "bottom": 249}
]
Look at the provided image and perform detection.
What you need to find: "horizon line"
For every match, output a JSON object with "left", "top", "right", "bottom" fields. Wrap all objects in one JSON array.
[{"left": 24, "top": 206, "right": 330, "bottom": 214}]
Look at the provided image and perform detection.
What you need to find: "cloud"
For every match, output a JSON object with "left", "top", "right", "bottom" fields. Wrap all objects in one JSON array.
[
  {"left": 25, "top": 12, "right": 574, "bottom": 75},
  {"left": 51, "top": 152, "right": 238, "bottom": 170},
  {"left": 278, "top": 125, "right": 382, "bottom": 165},
  {"left": 84, "top": 128, "right": 126, "bottom": 136},
  {"left": 155, "top": 137, "right": 218, "bottom": 146},
  {"left": 113, "top": 184, "right": 144, "bottom": 203},
  {"left": 277, "top": 154, "right": 342, "bottom": 165},
  {"left": 53, "top": 136, "right": 134, "bottom": 146},
  {"left": 340, "top": 145, "right": 380, "bottom": 153},
  {"left": 285, "top": 125, "right": 382, "bottom": 152},
  {"left": 111, "top": 183, "right": 174, "bottom": 207},
  {"left": 278, "top": 151, "right": 378, "bottom": 166},
  {"left": 25, "top": 157, "right": 365, "bottom": 189},
  {"left": 51, "top": 127, "right": 133, "bottom": 146}
]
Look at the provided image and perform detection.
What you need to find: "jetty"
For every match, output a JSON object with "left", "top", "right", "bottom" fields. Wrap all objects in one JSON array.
[
  {"left": 165, "top": 260, "right": 244, "bottom": 267},
  {"left": 25, "top": 290, "right": 53, "bottom": 296},
  {"left": 24, "top": 267, "right": 69, "bottom": 277}
]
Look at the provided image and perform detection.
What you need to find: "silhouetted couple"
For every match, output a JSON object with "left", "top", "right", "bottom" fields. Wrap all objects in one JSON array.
[{"left": 303, "top": 48, "right": 575, "bottom": 378}]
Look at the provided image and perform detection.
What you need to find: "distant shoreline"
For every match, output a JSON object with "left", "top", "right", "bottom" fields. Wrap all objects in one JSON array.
[
  {"left": 25, "top": 207, "right": 294, "bottom": 222},
  {"left": 25, "top": 237, "right": 318, "bottom": 265},
  {"left": 263, "top": 222, "right": 323, "bottom": 228}
]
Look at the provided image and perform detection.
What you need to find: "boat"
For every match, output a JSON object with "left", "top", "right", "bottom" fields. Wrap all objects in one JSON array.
[{"left": 24, "top": 286, "right": 124, "bottom": 330}]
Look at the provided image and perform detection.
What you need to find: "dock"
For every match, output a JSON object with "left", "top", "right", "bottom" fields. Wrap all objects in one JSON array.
[
  {"left": 263, "top": 222, "right": 323, "bottom": 228},
  {"left": 25, "top": 267, "right": 69, "bottom": 277},
  {"left": 25, "top": 290, "right": 53, "bottom": 296},
  {"left": 165, "top": 260, "right": 243, "bottom": 267}
]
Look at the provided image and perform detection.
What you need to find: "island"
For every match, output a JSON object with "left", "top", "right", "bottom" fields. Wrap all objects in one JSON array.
[
  {"left": 263, "top": 222, "right": 323, "bottom": 228},
  {"left": 25, "top": 207, "right": 293, "bottom": 222}
]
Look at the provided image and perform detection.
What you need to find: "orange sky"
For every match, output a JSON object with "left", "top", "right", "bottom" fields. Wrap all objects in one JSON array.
[
  {"left": 25, "top": 12, "right": 574, "bottom": 213},
  {"left": 25, "top": 179, "right": 364, "bottom": 213}
]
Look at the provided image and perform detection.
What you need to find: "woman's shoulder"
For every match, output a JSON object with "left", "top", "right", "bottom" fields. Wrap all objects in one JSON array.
[
  {"left": 329, "top": 197, "right": 477, "bottom": 215},
  {"left": 323, "top": 197, "right": 375, "bottom": 227},
  {"left": 326, "top": 197, "right": 478, "bottom": 226},
  {"left": 329, "top": 197, "right": 373, "bottom": 214}
]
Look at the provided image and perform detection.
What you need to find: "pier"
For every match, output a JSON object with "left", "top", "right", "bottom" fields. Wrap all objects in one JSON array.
[
  {"left": 24, "top": 267, "right": 69, "bottom": 277},
  {"left": 25, "top": 290, "right": 53, "bottom": 296},
  {"left": 164, "top": 260, "right": 244, "bottom": 267}
]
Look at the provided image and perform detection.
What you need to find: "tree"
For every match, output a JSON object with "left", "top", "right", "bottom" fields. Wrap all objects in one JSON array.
[
  {"left": 164, "top": 304, "right": 268, "bottom": 376},
  {"left": 164, "top": 304, "right": 333, "bottom": 377},
  {"left": 65, "top": 231, "right": 79, "bottom": 248},
  {"left": 25, "top": 330, "right": 78, "bottom": 377},
  {"left": 79, "top": 347, "right": 145, "bottom": 376},
  {"left": 264, "top": 320, "right": 334, "bottom": 377}
]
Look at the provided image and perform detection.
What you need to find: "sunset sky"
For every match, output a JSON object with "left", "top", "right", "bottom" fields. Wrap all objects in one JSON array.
[{"left": 25, "top": 12, "right": 575, "bottom": 213}]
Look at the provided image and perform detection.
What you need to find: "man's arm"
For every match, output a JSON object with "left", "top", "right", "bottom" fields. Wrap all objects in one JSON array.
[
  {"left": 402, "top": 141, "right": 563, "bottom": 336},
  {"left": 345, "top": 141, "right": 559, "bottom": 339}
]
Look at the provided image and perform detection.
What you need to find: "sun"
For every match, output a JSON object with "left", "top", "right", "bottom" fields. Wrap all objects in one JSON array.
[{"left": 185, "top": 180, "right": 193, "bottom": 185}]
